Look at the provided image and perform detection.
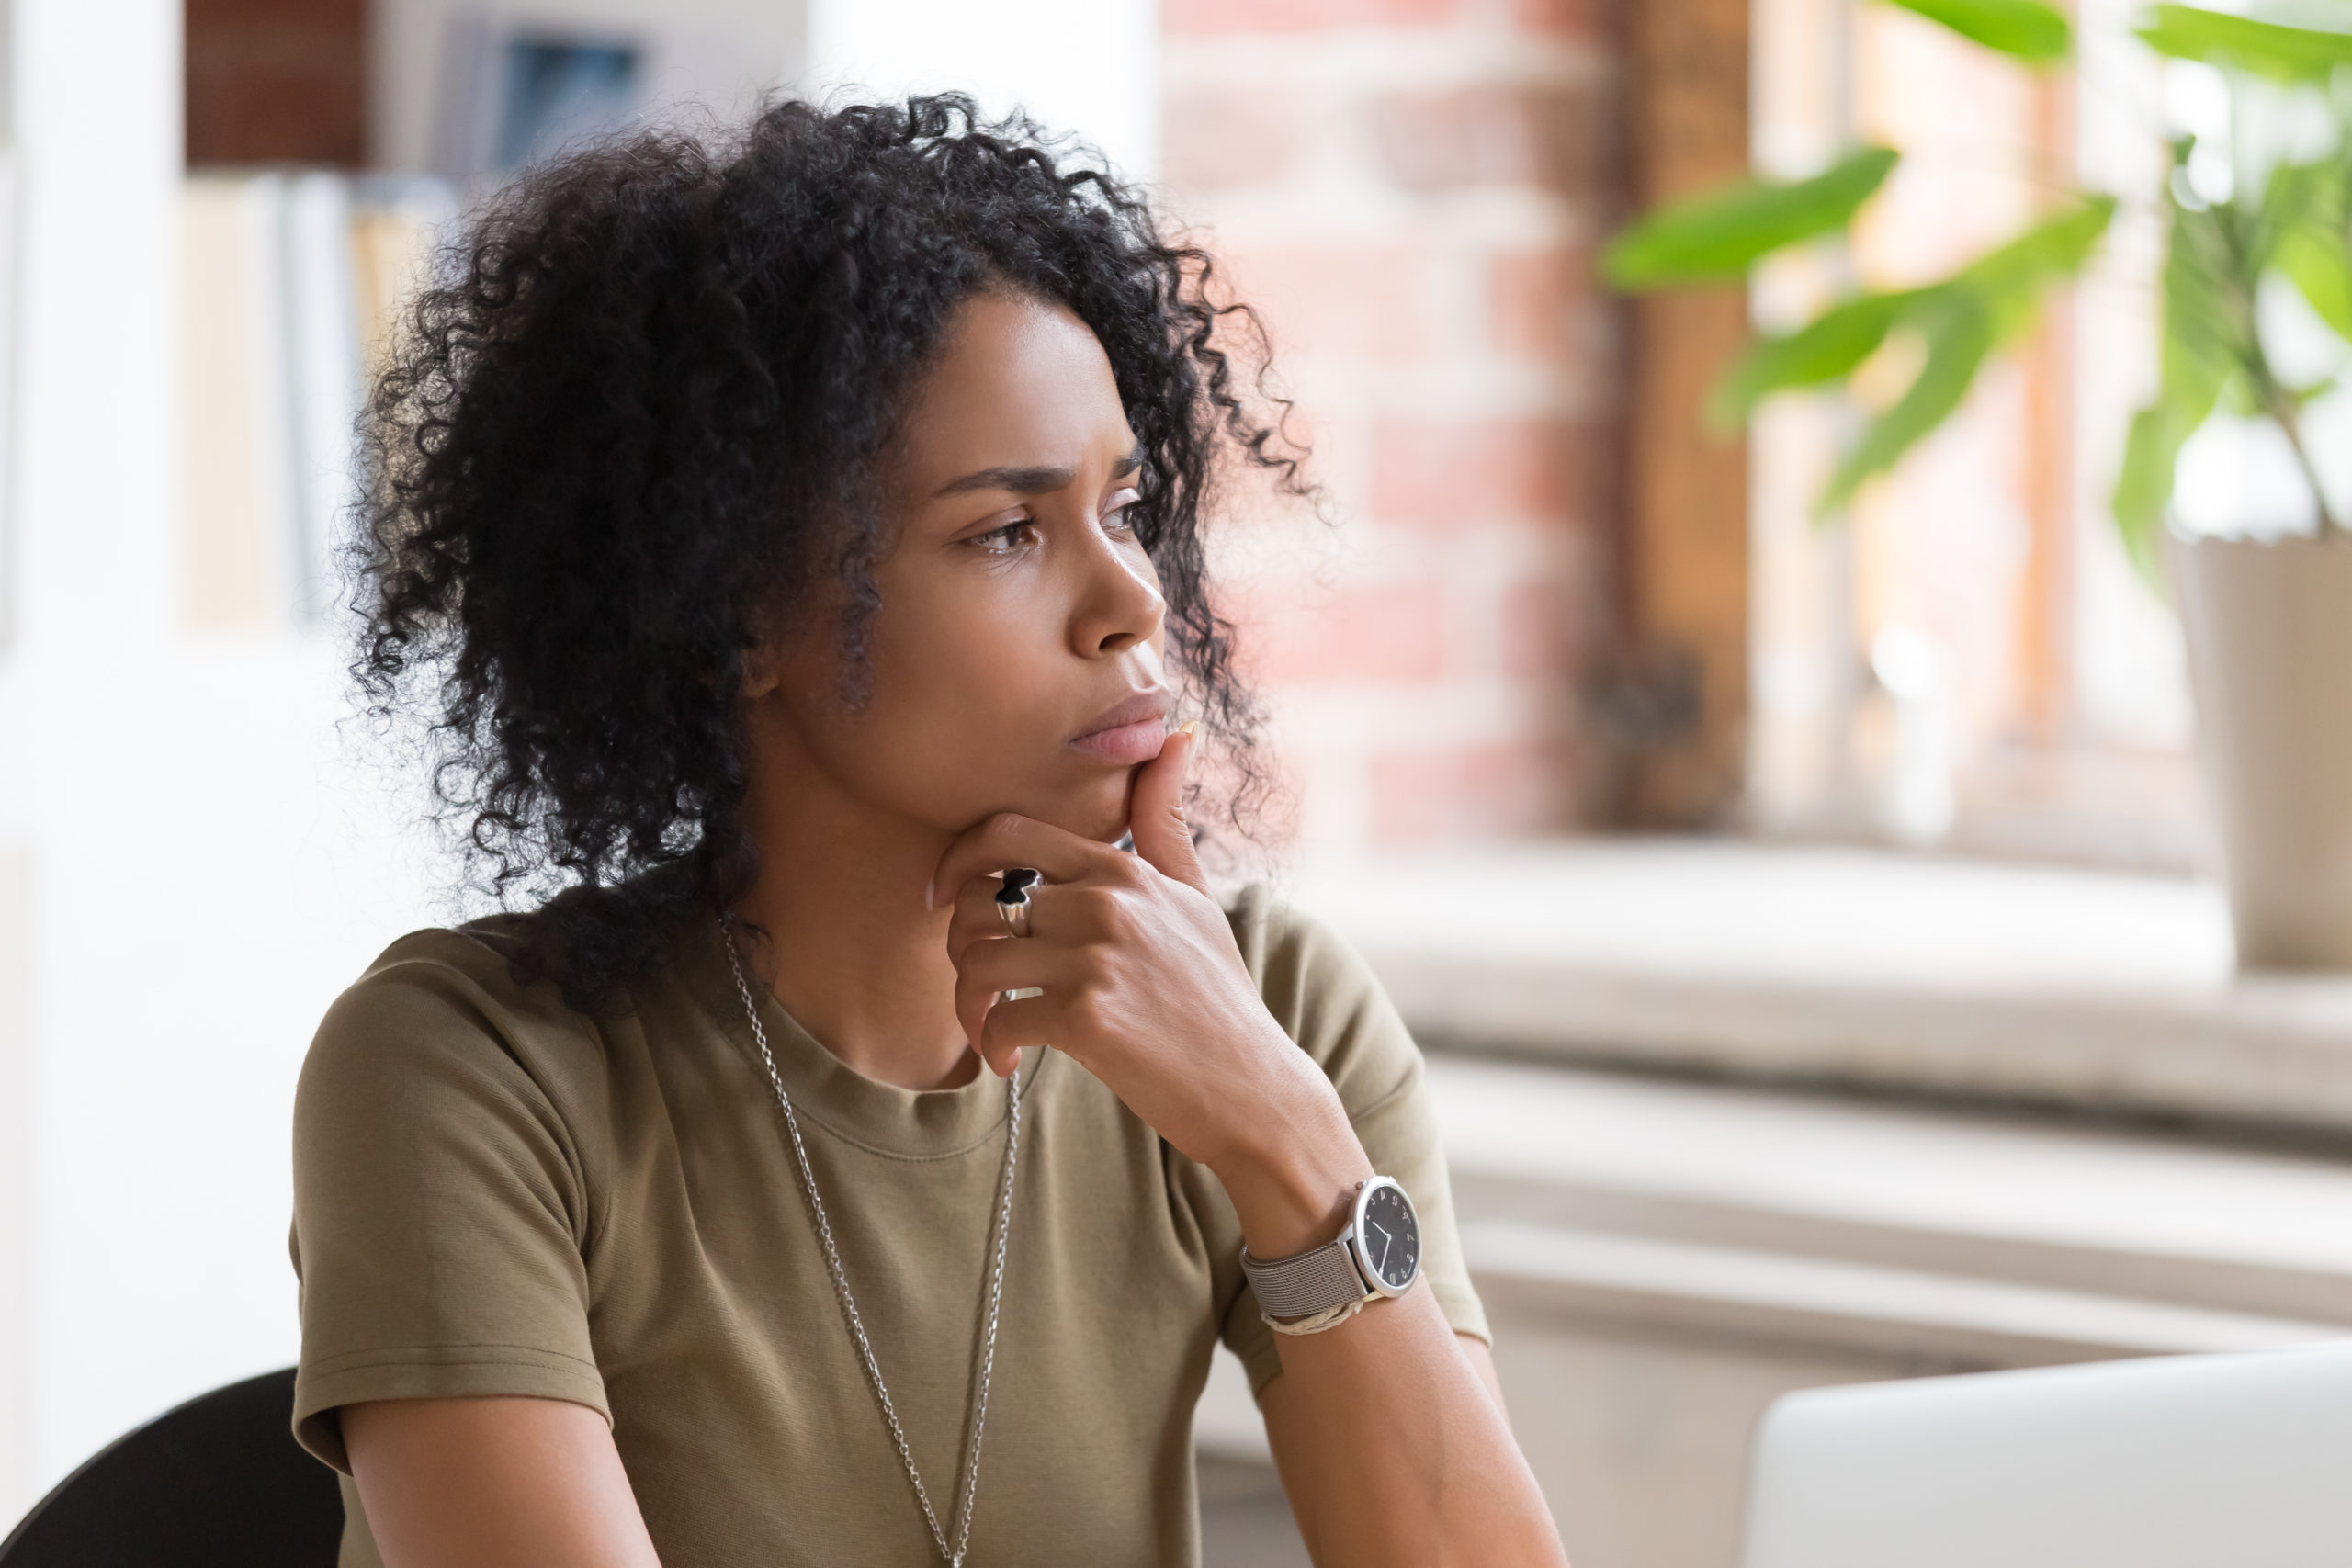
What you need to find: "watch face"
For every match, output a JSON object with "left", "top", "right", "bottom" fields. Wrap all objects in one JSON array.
[{"left": 1356, "top": 1181, "right": 1420, "bottom": 1294}]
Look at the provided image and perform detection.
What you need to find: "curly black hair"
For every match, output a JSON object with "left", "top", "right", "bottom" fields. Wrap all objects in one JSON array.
[{"left": 355, "top": 95, "right": 1307, "bottom": 1013}]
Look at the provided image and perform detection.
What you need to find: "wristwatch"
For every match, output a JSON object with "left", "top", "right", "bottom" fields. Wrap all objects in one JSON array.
[{"left": 1239, "top": 1177, "right": 1422, "bottom": 1325}]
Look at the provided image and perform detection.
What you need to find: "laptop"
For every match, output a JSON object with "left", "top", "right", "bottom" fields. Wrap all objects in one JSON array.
[{"left": 1739, "top": 1342, "right": 2352, "bottom": 1568}]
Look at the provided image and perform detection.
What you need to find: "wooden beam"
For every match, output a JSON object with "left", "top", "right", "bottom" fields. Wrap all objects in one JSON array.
[
  {"left": 186, "top": 0, "right": 368, "bottom": 168},
  {"left": 1619, "top": 0, "right": 1752, "bottom": 828},
  {"left": 2017, "top": 55, "right": 2080, "bottom": 747}
]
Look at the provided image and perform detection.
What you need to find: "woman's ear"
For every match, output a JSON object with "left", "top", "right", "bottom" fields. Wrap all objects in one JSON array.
[{"left": 741, "top": 640, "right": 784, "bottom": 702}]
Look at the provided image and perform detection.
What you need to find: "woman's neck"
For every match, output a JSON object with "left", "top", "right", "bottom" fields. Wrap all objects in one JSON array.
[{"left": 732, "top": 771, "right": 979, "bottom": 1093}]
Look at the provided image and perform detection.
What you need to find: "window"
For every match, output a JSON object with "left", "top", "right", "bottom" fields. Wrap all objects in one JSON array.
[{"left": 1747, "top": 0, "right": 2211, "bottom": 872}]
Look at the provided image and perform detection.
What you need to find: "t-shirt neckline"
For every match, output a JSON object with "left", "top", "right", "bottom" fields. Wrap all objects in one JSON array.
[{"left": 677, "top": 919, "right": 1045, "bottom": 1161}]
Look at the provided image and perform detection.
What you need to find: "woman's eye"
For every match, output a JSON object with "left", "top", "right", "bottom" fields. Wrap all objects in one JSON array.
[
  {"left": 1101, "top": 488, "right": 1143, "bottom": 534},
  {"left": 972, "top": 519, "right": 1037, "bottom": 555}
]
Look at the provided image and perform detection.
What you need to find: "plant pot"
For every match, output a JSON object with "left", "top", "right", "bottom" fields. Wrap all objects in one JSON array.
[{"left": 2171, "top": 531, "right": 2352, "bottom": 970}]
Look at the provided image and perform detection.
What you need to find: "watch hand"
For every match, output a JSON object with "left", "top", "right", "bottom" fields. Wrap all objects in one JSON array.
[{"left": 1369, "top": 1222, "right": 1391, "bottom": 1270}]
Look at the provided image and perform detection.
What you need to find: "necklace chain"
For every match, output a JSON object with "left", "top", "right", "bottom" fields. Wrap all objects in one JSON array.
[{"left": 723, "top": 924, "right": 1022, "bottom": 1568}]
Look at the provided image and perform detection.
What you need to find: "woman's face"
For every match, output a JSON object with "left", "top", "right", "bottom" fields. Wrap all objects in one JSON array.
[{"left": 752, "top": 291, "right": 1171, "bottom": 844}]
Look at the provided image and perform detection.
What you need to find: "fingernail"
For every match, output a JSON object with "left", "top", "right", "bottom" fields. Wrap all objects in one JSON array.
[{"left": 1178, "top": 720, "right": 1199, "bottom": 739}]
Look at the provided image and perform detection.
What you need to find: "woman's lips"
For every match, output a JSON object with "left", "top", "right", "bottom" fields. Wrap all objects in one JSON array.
[
  {"left": 1069, "top": 716, "right": 1170, "bottom": 764},
  {"left": 1069, "top": 692, "right": 1171, "bottom": 763}
]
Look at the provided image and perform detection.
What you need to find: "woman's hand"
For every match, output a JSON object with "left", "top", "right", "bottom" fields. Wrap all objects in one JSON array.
[
  {"left": 934, "top": 730, "right": 1569, "bottom": 1567},
  {"left": 929, "top": 728, "right": 1361, "bottom": 1220}
]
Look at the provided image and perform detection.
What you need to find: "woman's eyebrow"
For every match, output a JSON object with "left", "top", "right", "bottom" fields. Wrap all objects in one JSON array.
[
  {"left": 933, "top": 445, "right": 1147, "bottom": 499},
  {"left": 934, "top": 463, "right": 1077, "bottom": 498}
]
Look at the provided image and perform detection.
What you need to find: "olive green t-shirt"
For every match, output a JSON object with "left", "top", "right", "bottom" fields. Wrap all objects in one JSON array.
[{"left": 289, "top": 884, "right": 1487, "bottom": 1567}]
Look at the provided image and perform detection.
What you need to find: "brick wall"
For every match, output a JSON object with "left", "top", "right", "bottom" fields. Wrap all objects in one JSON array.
[
  {"left": 1162, "top": 0, "right": 1623, "bottom": 852},
  {"left": 186, "top": 0, "right": 368, "bottom": 166}
]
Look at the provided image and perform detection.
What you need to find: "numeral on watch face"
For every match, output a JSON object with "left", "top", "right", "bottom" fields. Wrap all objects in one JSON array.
[{"left": 1364, "top": 1187, "right": 1419, "bottom": 1288}]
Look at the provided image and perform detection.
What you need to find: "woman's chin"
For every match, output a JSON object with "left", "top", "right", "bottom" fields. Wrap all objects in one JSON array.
[{"left": 1020, "top": 779, "right": 1136, "bottom": 847}]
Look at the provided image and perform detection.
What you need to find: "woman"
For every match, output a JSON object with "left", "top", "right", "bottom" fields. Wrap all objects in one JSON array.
[{"left": 292, "top": 96, "right": 1566, "bottom": 1567}]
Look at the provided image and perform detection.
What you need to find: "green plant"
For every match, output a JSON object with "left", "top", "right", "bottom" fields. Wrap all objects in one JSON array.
[
  {"left": 1605, "top": 1, "right": 2352, "bottom": 563},
  {"left": 2115, "top": 6, "right": 2352, "bottom": 569}
]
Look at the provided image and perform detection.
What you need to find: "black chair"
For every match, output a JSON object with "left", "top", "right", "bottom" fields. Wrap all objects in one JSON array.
[{"left": 0, "top": 1368, "right": 341, "bottom": 1566}]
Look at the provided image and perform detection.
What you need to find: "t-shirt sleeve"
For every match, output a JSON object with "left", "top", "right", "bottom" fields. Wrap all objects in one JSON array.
[
  {"left": 288, "top": 933, "right": 609, "bottom": 1472},
  {"left": 1206, "top": 886, "right": 1489, "bottom": 1398}
]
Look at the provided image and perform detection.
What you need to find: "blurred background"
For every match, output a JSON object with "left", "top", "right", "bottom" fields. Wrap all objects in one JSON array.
[{"left": 3, "top": 2, "right": 2352, "bottom": 1565}]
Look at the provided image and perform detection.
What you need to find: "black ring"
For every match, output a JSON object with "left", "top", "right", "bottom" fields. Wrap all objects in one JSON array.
[{"left": 996, "top": 868, "right": 1039, "bottom": 938}]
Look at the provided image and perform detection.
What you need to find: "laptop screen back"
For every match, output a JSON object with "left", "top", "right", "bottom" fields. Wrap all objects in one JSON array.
[{"left": 1740, "top": 1343, "right": 2352, "bottom": 1568}]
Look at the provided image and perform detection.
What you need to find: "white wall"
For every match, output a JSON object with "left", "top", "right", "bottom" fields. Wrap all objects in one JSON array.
[
  {"left": 5, "top": 0, "right": 190, "bottom": 1509},
  {"left": 369, "top": 0, "right": 806, "bottom": 177},
  {"left": 370, "top": 0, "right": 1157, "bottom": 183},
  {"left": 0, "top": 0, "right": 452, "bottom": 1523},
  {"left": 804, "top": 0, "right": 1159, "bottom": 179}
]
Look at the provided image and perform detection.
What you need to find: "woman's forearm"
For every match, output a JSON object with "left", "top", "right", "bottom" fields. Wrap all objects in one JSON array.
[
  {"left": 345, "top": 1397, "right": 662, "bottom": 1568},
  {"left": 1261, "top": 1302, "right": 1562, "bottom": 1566},
  {"left": 1219, "top": 1097, "right": 1567, "bottom": 1566}
]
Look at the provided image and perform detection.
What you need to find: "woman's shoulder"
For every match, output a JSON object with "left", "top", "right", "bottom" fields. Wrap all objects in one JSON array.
[
  {"left": 331, "top": 913, "right": 566, "bottom": 1024},
  {"left": 300, "top": 914, "right": 608, "bottom": 1109},
  {"left": 353, "top": 912, "right": 531, "bottom": 983},
  {"left": 1218, "top": 875, "right": 1325, "bottom": 948},
  {"left": 1218, "top": 881, "right": 1422, "bottom": 1110},
  {"left": 1218, "top": 880, "right": 1378, "bottom": 996}
]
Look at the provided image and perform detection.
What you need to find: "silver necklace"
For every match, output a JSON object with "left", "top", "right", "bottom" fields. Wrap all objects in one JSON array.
[{"left": 722, "top": 924, "right": 1022, "bottom": 1568}]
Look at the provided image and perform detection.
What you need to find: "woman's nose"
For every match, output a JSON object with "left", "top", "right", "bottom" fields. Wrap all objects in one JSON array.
[{"left": 1071, "top": 527, "right": 1165, "bottom": 658}]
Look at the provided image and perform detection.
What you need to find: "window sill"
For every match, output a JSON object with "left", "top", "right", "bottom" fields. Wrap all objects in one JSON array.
[{"left": 1283, "top": 839, "right": 2352, "bottom": 1141}]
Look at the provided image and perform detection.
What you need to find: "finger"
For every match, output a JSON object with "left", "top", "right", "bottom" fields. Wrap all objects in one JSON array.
[
  {"left": 941, "top": 869, "right": 1077, "bottom": 968},
  {"left": 950, "top": 934, "right": 1075, "bottom": 1055},
  {"left": 1126, "top": 721, "right": 1207, "bottom": 894},
  {"left": 927, "top": 811, "right": 1115, "bottom": 914},
  {"left": 946, "top": 873, "right": 1039, "bottom": 969},
  {"left": 950, "top": 876, "right": 1140, "bottom": 968},
  {"left": 977, "top": 990, "right": 1058, "bottom": 1077}
]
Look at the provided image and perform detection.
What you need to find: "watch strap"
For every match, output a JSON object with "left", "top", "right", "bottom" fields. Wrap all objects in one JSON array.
[
  {"left": 1264, "top": 1297, "right": 1366, "bottom": 1337},
  {"left": 1239, "top": 1233, "right": 1368, "bottom": 1321}
]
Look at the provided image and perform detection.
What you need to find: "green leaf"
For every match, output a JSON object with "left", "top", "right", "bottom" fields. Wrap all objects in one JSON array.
[
  {"left": 2164, "top": 201, "right": 2256, "bottom": 378},
  {"left": 2284, "top": 374, "right": 2343, "bottom": 410},
  {"left": 2257, "top": 156, "right": 2352, "bottom": 339},
  {"left": 1960, "top": 195, "right": 2118, "bottom": 340},
  {"left": 2110, "top": 158, "right": 2245, "bottom": 577},
  {"left": 1816, "top": 293, "right": 1997, "bottom": 517},
  {"left": 2113, "top": 398, "right": 2204, "bottom": 578},
  {"left": 2276, "top": 220, "right": 2352, "bottom": 340},
  {"left": 1605, "top": 147, "right": 1901, "bottom": 288},
  {"left": 2215, "top": 372, "right": 2266, "bottom": 416},
  {"left": 1708, "top": 289, "right": 1928, "bottom": 427},
  {"left": 2263, "top": 157, "right": 2349, "bottom": 235},
  {"left": 1961, "top": 196, "right": 2117, "bottom": 296},
  {"left": 1692, "top": 197, "right": 2110, "bottom": 513},
  {"left": 2134, "top": 5, "right": 2352, "bottom": 84},
  {"left": 2112, "top": 356, "right": 2237, "bottom": 577},
  {"left": 1878, "top": 0, "right": 2072, "bottom": 63}
]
